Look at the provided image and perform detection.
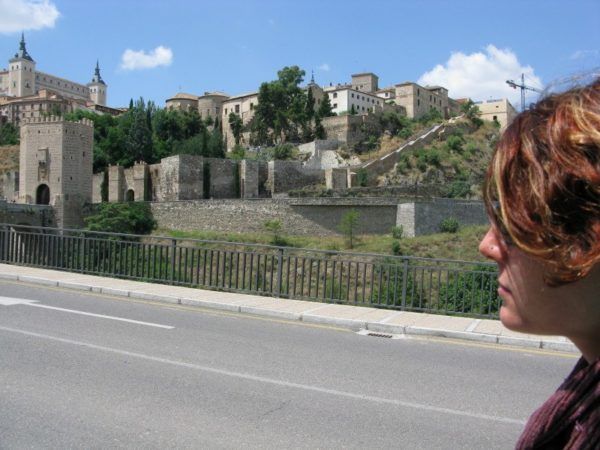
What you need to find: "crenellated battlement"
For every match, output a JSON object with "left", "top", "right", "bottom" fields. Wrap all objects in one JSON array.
[{"left": 20, "top": 116, "right": 94, "bottom": 128}]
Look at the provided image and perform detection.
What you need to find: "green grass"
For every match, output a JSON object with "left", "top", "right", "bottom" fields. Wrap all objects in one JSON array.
[{"left": 155, "top": 224, "right": 490, "bottom": 262}]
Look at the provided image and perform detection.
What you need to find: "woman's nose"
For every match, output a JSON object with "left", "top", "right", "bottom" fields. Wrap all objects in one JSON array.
[{"left": 479, "top": 227, "right": 504, "bottom": 262}]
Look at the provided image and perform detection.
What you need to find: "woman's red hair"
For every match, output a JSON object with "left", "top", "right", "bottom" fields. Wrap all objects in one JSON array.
[{"left": 484, "top": 77, "right": 600, "bottom": 286}]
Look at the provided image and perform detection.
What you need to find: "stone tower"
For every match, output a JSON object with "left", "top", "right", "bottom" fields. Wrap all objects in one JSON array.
[
  {"left": 87, "top": 60, "right": 107, "bottom": 106},
  {"left": 8, "top": 33, "right": 36, "bottom": 98},
  {"left": 18, "top": 116, "right": 94, "bottom": 228}
]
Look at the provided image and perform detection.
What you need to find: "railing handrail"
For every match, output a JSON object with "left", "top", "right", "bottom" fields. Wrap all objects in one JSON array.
[{"left": 0, "top": 223, "right": 495, "bottom": 268}]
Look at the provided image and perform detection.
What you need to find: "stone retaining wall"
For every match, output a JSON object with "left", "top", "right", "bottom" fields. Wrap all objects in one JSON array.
[{"left": 148, "top": 197, "right": 488, "bottom": 237}]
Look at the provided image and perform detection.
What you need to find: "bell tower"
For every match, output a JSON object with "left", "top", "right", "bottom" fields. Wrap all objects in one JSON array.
[
  {"left": 8, "top": 33, "right": 36, "bottom": 98},
  {"left": 87, "top": 60, "right": 107, "bottom": 106}
]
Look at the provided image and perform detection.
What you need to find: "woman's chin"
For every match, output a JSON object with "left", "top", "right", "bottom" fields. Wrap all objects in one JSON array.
[{"left": 499, "top": 305, "right": 528, "bottom": 333}]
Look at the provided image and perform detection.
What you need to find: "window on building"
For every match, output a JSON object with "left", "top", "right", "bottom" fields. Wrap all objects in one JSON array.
[
  {"left": 351, "top": 93, "right": 354, "bottom": 98},
  {"left": 333, "top": 92, "right": 338, "bottom": 98},
  {"left": 235, "top": 105, "right": 240, "bottom": 113},
  {"left": 250, "top": 103, "right": 254, "bottom": 110},
  {"left": 417, "top": 99, "right": 420, "bottom": 106},
  {"left": 333, "top": 103, "right": 337, "bottom": 108},
  {"left": 417, "top": 89, "right": 420, "bottom": 96}
]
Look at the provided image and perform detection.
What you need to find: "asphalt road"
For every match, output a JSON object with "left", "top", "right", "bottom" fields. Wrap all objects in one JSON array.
[{"left": 0, "top": 279, "right": 576, "bottom": 449}]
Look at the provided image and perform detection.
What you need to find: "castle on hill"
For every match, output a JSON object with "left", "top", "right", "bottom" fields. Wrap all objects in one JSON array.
[{"left": 0, "top": 34, "right": 113, "bottom": 125}]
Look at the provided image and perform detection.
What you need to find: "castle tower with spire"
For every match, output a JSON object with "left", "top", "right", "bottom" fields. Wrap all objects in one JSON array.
[
  {"left": 1, "top": 34, "right": 109, "bottom": 111},
  {"left": 8, "top": 33, "right": 36, "bottom": 98},
  {"left": 87, "top": 60, "right": 107, "bottom": 106}
]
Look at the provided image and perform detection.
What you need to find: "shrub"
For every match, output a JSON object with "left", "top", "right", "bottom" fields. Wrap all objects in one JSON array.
[
  {"left": 339, "top": 209, "right": 360, "bottom": 249},
  {"left": 444, "top": 180, "right": 471, "bottom": 199},
  {"left": 425, "top": 148, "right": 441, "bottom": 166},
  {"left": 230, "top": 144, "right": 245, "bottom": 160},
  {"left": 391, "top": 240, "right": 402, "bottom": 256},
  {"left": 272, "top": 143, "right": 294, "bottom": 160},
  {"left": 439, "top": 217, "right": 460, "bottom": 233},
  {"left": 446, "top": 135, "right": 464, "bottom": 153},
  {"left": 356, "top": 168, "right": 369, "bottom": 187},
  {"left": 391, "top": 225, "right": 404, "bottom": 239},
  {"left": 264, "top": 219, "right": 287, "bottom": 245},
  {"left": 438, "top": 264, "right": 499, "bottom": 315},
  {"left": 85, "top": 202, "right": 156, "bottom": 235}
]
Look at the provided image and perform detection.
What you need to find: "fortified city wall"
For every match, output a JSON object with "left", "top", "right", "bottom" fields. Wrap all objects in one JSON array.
[{"left": 148, "top": 197, "right": 488, "bottom": 237}]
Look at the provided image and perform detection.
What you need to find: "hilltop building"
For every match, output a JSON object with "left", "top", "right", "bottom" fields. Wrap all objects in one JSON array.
[
  {"left": 0, "top": 34, "right": 114, "bottom": 125},
  {"left": 474, "top": 98, "right": 517, "bottom": 130}
]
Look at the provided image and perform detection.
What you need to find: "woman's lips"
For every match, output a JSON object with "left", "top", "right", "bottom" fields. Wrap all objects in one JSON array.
[{"left": 498, "top": 283, "right": 512, "bottom": 296}]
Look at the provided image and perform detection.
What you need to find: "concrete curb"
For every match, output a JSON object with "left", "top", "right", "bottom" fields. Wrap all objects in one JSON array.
[{"left": 2, "top": 270, "right": 579, "bottom": 354}]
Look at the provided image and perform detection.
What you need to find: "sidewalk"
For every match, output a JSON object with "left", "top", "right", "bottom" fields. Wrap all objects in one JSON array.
[{"left": 0, "top": 263, "right": 577, "bottom": 354}]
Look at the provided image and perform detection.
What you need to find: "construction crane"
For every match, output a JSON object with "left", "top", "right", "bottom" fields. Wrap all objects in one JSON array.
[{"left": 506, "top": 73, "right": 543, "bottom": 111}]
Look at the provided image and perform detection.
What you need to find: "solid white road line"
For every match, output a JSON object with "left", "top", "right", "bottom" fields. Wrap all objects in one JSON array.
[
  {"left": 0, "top": 296, "right": 173, "bottom": 329},
  {"left": 0, "top": 325, "right": 525, "bottom": 426}
]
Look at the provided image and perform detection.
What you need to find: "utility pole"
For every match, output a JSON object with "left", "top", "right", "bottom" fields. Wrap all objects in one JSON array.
[{"left": 506, "top": 73, "right": 543, "bottom": 111}]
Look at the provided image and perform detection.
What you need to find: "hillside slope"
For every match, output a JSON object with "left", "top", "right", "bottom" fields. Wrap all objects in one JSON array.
[{"left": 380, "top": 120, "right": 501, "bottom": 198}]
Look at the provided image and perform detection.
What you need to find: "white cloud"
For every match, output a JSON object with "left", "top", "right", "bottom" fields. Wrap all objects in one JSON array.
[
  {"left": 570, "top": 49, "right": 599, "bottom": 60},
  {"left": 120, "top": 46, "right": 173, "bottom": 71},
  {"left": 418, "top": 45, "right": 542, "bottom": 105},
  {"left": 0, "top": 0, "right": 60, "bottom": 33},
  {"left": 318, "top": 63, "right": 330, "bottom": 72}
]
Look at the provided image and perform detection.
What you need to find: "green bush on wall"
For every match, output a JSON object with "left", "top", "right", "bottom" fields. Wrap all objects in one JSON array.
[{"left": 439, "top": 217, "right": 459, "bottom": 233}]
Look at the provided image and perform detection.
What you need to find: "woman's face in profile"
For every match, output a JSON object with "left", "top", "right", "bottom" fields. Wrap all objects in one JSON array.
[{"left": 479, "top": 226, "right": 578, "bottom": 336}]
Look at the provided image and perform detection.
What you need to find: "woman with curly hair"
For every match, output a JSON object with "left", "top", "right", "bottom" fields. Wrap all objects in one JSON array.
[{"left": 479, "top": 77, "right": 599, "bottom": 449}]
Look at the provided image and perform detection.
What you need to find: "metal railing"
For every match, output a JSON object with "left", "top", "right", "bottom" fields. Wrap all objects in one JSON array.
[{"left": 0, "top": 224, "right": 500, "bottom": 318}]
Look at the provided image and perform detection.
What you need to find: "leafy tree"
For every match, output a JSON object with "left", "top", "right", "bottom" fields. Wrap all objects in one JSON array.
[
  {"left": 180, "top": 109, "right": 203, "bottom": 139},
  {"left": 314, "top": 117, "right": 326, "bottom": 139},
  {"left": 339, "top": 209, "right": 360, "bottom": 249},
  {"left": 229, "top": 144, "right": 245, "bottom": 160},
  {"left": 250, "top": 66, "right": 308, "bottom": 145},
  {"left": 418, "top": 107, "right": 443, "bottom": 125},
  {"left": 85, "top": 202, "right": 156, "bottom": 235},
  {"left": 461, "top": 100, "right": 484, "bottom": 128},
  {"left": 228, "top": 112, "right": 243, "bottom": 145},
  {"left": 317, "top": 92, "right": 334, "bottom": 118},
  {"left": 350, "top": 104, "right": 357, "bottom": 115},
  {"left": 305, "top": 87, "right": 315, "bottom": 120},
  {"left": 0, "top": 122, "right": 19, "bottom": 145},
  {"left": 263, "top": 219, "right": 287, "bottom": 246},
  {"left": 126, "top": 106, "right": 153, "bottom": 165}
]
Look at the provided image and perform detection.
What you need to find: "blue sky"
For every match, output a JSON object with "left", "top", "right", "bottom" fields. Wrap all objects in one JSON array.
[{"left": 0, "top": 0, "right": 598, "bottom": 108}]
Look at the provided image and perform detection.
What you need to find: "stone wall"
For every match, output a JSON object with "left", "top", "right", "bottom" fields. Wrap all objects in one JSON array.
[
  {"left": 148, "top": 197, "right": 488, "bottom": 237},
  {"left": 150, "top": 198, "right": 399, "bottom": 236},
  {"left": 0, "top": 200, "right": 55, "bottom": 227},
  {"left": 158, "top": 155, "right": 204, "bottom": 201},
  {"left": 297, "top": 139, "right": 340, "bottom": 155},
  {"left": 325, "top": 168, "right": 349, "bottom": 189},
  {"left": 205, "top": 158, "right": 238, "bottom": 199},
  {"left": 0, "top": 170, "right": 19, "bottom": 201},
  {"left": 267, "top": 161, "right": 324, "bottom": 196},
  {"left": 322, "top": 114, "right": 380, "bottom": 147},
  {"left": 91, "top": 172, "right": 103, "bottom": 203},
  {"left": 414, "top": 198, "right": 489, "bottom": 236}
]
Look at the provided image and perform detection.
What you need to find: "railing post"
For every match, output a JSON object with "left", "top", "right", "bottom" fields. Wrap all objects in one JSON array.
[
  {"left": 0, "top": 224, "right": 6, "bottom": 262},
  {"left": 275, "top": 247, "right": 284, "bottom": 298},
  {"left": 400, "top": 258, "right": 409, "bottom": 310},
  {"left": 170, "top": 238, "right": 177, "bottom": 284}
]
